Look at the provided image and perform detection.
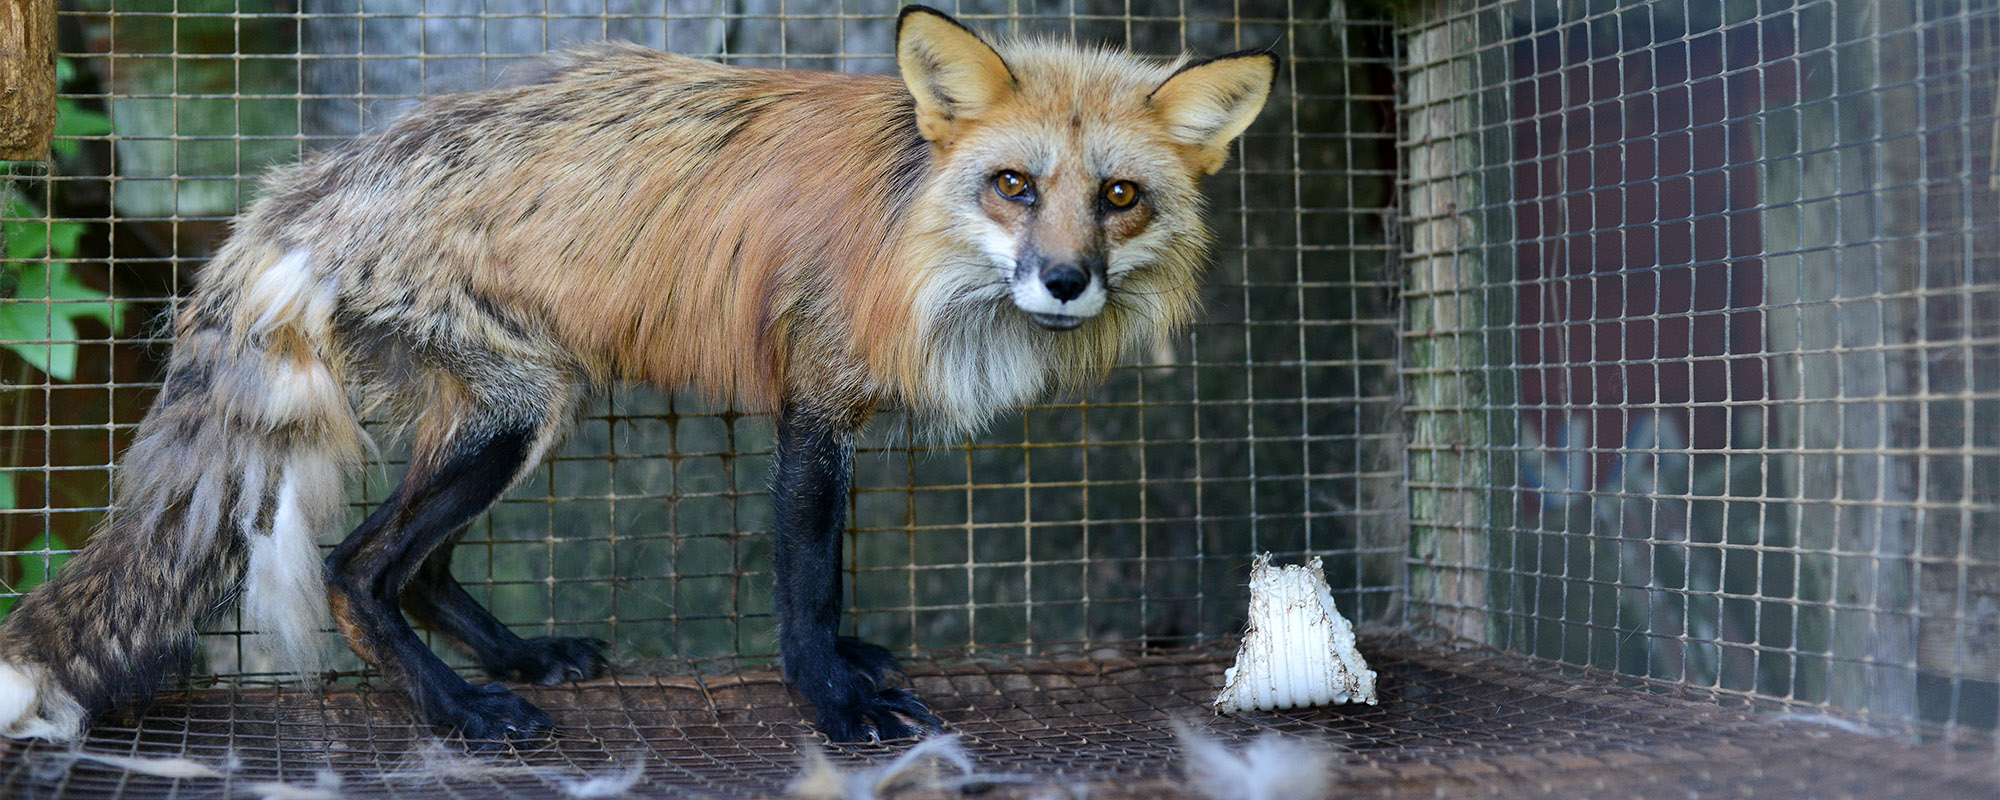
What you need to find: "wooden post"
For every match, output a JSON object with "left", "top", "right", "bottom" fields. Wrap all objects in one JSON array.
[
  {"left": 1402, "top": 10, "right": 1511, "bottom": 645},
  {"left": 0, "top": 0, "right": 55, "bottom": 161}
]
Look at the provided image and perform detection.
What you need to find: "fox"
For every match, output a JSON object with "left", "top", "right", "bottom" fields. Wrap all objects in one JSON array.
[{"left": 0, "top": 6, "right": 1274, "bottom": 743}]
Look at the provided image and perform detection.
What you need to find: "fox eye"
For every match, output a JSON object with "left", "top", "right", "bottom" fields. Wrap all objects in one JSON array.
[
  {"left": 1103, "top": 180, "right": 1140, "bottom": 209},
  {"left": 993, "top": 170, "right": 1033, "bottom": 202}
]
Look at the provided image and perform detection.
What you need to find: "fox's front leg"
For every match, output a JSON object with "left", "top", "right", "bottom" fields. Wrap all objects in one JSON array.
[{"left": 771, "top": 407, "right": 944, "bottom": 741}]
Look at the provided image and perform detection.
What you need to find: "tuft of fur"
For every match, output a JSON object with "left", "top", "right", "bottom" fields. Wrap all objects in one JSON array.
[
  {"left": 786, "top": 735, "right": 977, "bottom": 799},
  {"left": 379, "top": 740, "right": 542, "bottom": 782},
  {"left": 31, "top": 742, "right": 651, "bottom": 800},
  {"left": 246, "top": 769, "right": 345, "bottom": 800},
  {"left": 374, "top": 740, "right": 646, "bottom": 795},
  {"left": 62, "top": 748, "right": 238, "bottom": 780},
  {"left": 0, "top": 661, "right": 82, "bottom": 739},
  {"left": 1764, "top": 711, "right": 1886, "bottom": 737},
  {"left": 554, "top": 759, "right": 648, "bottom": 799},
  {"left": 241, "top": 462, "right": 344, "bottom": 676},
  {"left": 1175, "top": 725, "right": 1336, "bottom": 800}
]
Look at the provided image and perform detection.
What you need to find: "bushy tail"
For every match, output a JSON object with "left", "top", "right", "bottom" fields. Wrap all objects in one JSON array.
[{"left": 0, "top": 248, "right": 365, "bottom": 739}]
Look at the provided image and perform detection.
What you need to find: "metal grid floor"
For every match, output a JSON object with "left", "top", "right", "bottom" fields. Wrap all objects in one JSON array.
[{"left": 3, "top": 636, "right": 1993, "bottom": 799}]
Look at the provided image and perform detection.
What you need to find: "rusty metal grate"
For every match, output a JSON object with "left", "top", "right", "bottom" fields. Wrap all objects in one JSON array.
[{"left": 4, "top": 636, "right": 1996, "bottom": 798}]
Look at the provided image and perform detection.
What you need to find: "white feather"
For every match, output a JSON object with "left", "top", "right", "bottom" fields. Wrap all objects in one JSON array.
[
  {"left": 67, "top": 749, "right": 235, "bottom": 779},
  {"left": 1176, "top": 725, "right": 1335, "bottom": 800},
  {"left": 556, "top": 759, "right": 647, "bottom": 798},
  {"left": 1765, "top": 712, "right": 1885, "bottom": 737},
  {"left": 245, "top": 769, "right": 344, "bottom": 800},
  {"left": 382, "top": 740, "right": 540, "bottom": 783},
  {"left": 787, "top": 735, "right": 977, "bottom": 800}
]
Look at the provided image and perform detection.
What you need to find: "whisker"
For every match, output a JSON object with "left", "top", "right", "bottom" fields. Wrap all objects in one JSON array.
[
  {"left": 1108, "top": 285, "right": 1184, "bottom": 298},
  {"left": 1106, "top": 295, "right": 1168, "bottom": 328}
]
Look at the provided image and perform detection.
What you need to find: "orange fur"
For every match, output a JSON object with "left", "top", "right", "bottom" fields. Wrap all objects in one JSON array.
[{"left": 216, "top": 29, "right": 1271, "bottom": 434}]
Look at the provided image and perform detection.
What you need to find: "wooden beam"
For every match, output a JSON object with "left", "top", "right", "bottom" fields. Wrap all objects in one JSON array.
[{"left": 0, "top": 0, "right": 56, "bottom": 162}]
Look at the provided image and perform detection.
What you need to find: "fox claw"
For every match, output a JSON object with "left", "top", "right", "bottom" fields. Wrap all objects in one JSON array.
[
  {"left": 485, "top": 636, "right": 608, "bottom": 685},
  {"left": 816, "top": 687, "right": 944, "bottom": 743},
  {"left": 797, "top": 640, "right": 945, "bottom": 743},
  {"left": 438, "top": 682, "right": 553, "bottom": 744}
]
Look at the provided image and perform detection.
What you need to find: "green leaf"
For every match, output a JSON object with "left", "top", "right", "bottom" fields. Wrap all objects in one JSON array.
[
  {"left": 8, "top": 256, "right": 121, "bottom": 324},
  {"left": 0, "top": 301, "right": 81, "bottom": 380},
  {"left": 3, "top": 217, "right": 86, "bottom": 262},
  {"left": 21, "top": 532, "right": 71, "bottom": 586},
  {"left": 44, "top": 59, "right": 109, "bottom": 162},
  {"left": 46, "top": 221, "right": 85, "bottom": 260},
  {"left": 6, "top": 218, "right": 49, "bottom": 262},
  {"left": 51, "top": 101, "right": 111, "bottom": 161},
  {"left": 0, "top": 215, "right": 121, "bottom": 380},
  {"left": 36, "top": 263, "right": 122, "bottom": 330},
  {"left": 0, "top": 262, "right": 117, "bottom": 381},
  {"left": 54, "top": 103, "right": 110, "bottom": 139},
  {"left": 0, "top": 531, "right": 73, "bottom": 618},
  {"left": 0, "top": 92, "right": 125, "bottom": 381}
]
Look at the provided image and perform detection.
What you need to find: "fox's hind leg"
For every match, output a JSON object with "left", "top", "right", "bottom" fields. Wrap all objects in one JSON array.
[
  {"left": 324, "top": 377, "right": 582, "bottom": 742},
  {"left": 403, "top": 544, "right": 608, "bottom": 684}
]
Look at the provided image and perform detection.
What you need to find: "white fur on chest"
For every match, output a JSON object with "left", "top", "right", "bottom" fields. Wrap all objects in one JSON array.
[{"left": 914, "top": 302, "right": 1055, "bottom": 438}]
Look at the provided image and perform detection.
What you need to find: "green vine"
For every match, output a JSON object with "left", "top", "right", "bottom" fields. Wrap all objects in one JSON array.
[
  {"left": 1, "top": 59, "right": 116, "bottom": 609},
  {"left": 2, "top": 60, "right": 118, "bottom": 381}
]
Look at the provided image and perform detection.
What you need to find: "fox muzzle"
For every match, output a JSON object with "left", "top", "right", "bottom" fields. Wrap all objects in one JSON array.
[{"left": 1012, "top": 253, "right": 1107, "bottom": 331}]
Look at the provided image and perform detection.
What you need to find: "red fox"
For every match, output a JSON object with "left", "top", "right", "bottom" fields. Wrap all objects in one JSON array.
[{"left": 0, "top": 6, "right": 1274, "bottom": 743}]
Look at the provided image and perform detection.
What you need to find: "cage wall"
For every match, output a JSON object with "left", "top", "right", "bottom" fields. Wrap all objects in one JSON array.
[
  {"left": 0, "top": 1, "right": 1403, "bottom": 679},
  {"left": 1402, "top": 0, "right": 2000, "bottom": 741}
]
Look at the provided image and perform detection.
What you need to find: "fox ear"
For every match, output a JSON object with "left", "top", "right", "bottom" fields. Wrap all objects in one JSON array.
[
  {"left": 898, "top": 6, "right": 1015, "bottom": 145},
  {"left": 1150, "top": 51, "right": 1278, "bottom": 175}
]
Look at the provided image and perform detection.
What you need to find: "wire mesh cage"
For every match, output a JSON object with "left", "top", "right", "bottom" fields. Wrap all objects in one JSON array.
[
  {"left": 1403, "top": 0, "right": 2000, "bottom": 741},
  {"left": 0, "top": 0, "right": 1996, "bottom": 797}
]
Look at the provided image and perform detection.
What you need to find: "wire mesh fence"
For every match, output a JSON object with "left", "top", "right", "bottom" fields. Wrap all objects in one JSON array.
[
  {"left": 1402, "top": 0, "right": 2000, "bottom": 743},
  {"left": 2, "top": 1, "right": 1402, "bottom": 680},
  {"left": 3, "top": 0, "right": 1998, "bottom": 795}
]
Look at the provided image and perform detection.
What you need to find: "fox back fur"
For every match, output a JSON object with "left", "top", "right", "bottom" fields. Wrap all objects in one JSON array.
[{"left": 0, "top": 6, "right": 1274, "bottom": 742}]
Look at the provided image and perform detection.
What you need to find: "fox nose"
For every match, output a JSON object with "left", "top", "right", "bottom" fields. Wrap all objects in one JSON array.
[{"left": 1041, "top": 264, "right": 1089, "bottom": 302}]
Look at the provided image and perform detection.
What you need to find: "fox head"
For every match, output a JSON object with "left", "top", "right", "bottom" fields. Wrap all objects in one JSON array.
[{"left": 897, "top": 6, "right": 1276, "bottom": 334}]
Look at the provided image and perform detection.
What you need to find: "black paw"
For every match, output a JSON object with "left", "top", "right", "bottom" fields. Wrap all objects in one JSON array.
[
  {"left": 815, "top": 683, "right": 943, "bottom": 743},
  {"left": 484, "top": 636, "right": 608, "bottom": 685},
  {"left": 794, "top": 640, "right": 944, "bottom": 743},
  {"left": 433, "top": 682, "right": 554, "bottom": 743},
  {"left": 835, "top": 636, "right": 906, "bottom": 685}
]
